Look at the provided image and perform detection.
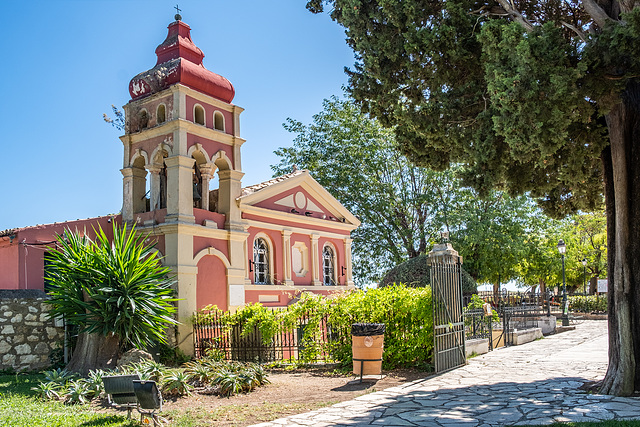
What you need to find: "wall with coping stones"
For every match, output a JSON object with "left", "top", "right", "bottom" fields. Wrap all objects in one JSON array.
[{"left": 0, "top": 290, "right": 65, "bottom": 371}]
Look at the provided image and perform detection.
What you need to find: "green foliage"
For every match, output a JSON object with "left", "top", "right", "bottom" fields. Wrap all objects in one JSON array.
[
  {"left": 64, "top": 379, "right": 92, "bottom": 405},
  {"left": 211, "top": 363, "right": 269, "bottom": 397},
  {"left": 275, "top": 95, "right": 548, "bottom": 286},
  {"left": 161, "top": 370, "right": 193, "bottom": 397},
  {"left": 1, "top": 373, "right": 138, "bottom": 426},
  {"left": 195, "top": 285, "right": 434, "bottom": 369},
  {"left": 274, "top": 96, "right": 440, "bottom": 283},
  {"left": 156, "top": 342, "right": 191, "bottom": 367},
  {"left": 305, "top": 0, "right": 619, "bottom": 218},
  {"left": 465, "top": 294, "right": 499, "bottom": 322},
  {"left": 43, "top": 368, "right": 76, "bottom": 386},
  {"left": 569, "top": 295, "right": 608, "bottom": 313},
  {"left": 45, "top": 223, "right": 178, "bottom": 349},
  {"left": 30, "top": 381, "right": 62, "bottom": 401}
]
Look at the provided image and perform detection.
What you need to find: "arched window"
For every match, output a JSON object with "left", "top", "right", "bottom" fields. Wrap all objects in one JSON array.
[
  {"left": 253, "top": 238, "right": 270, "bottom": 284},
  {"left": 139, "top": 109, "right": 149, "bottom": 130},
  {"left": 156, "top": 104, "right": 166, "bottom": 124},
  {"left": 323, "top": 245, "right": 336, "bottom": 286},
  {"left": 214, "top": 111, "right": 225, "bottom": 131},
  {"left": 194, "top": 105, "right": 205, "bottom": 125}
]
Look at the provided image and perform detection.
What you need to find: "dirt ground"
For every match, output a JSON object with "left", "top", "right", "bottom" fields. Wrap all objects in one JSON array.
[{"left": 156, "top": 367, "right": 431, "bottom": 426}]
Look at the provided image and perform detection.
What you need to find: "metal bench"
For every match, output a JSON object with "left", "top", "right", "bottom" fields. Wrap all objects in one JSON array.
[
  {"left": 102, "top": 374, "right": 140, "bottom": 419},
  {"left": 133, "top": 380, "right": 164, "bottom": 426}
]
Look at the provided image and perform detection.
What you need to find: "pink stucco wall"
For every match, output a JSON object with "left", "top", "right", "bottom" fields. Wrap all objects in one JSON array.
[
  {"left": 186, "top": 133, "right": 234, "bottom": 169},
  {"left": 193, "top": 235, "right": 228, "bottom": 260},
  {"left": 290, "top": 233, "right": 311, "bottom": 286},
  {"left": 130, "top": 133, "right": 174, "bottom": 165},
  {"left": 193, "top": 208, "right": 225, "bottom": 229},
  {"left": 0, "top": 216, "right": 117, "bottom": 291},
  {"left": 196, "top": 255, "right": 228, "bottom": 311},
  {"left": 0, "top": 244, "right": 19, "bottom": 289},
  {"left": 185, "top": 95, "right": 234, "bottom": 135},
  {"left": 255, "top": 186, "right": 334, "bottom": 220},
  {"left": 242, "top": 212, "right": 350, "bottom": 237}
]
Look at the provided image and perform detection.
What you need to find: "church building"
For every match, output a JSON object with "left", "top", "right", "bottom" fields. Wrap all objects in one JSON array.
[{"left": 0, "top": 15, "right": 359, "bottom": 354}]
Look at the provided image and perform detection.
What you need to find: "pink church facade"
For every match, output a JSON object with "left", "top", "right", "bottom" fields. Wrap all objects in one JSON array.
[{"left": 0, "top": 17, "right": 359, "bottom": 355}]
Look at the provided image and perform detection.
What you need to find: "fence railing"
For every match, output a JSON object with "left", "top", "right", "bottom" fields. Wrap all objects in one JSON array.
[
  {"left": 502, "top": 306, "right": 543, "bottom": 332},
  {"left": 463, "top": 309, "right": 492, "bottom": 341},
  {"left": 192, "top": 309, "right": 344, "bottom": 363}
]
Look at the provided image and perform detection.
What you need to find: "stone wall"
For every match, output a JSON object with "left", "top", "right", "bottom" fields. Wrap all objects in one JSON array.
[{"left": 0, "top": 290, "right": 65, "bottom": 371}]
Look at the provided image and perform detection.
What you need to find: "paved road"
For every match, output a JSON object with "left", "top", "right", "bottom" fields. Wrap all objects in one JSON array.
[{"left": 253, "top": 320, "right": 640, "bottom": 426}]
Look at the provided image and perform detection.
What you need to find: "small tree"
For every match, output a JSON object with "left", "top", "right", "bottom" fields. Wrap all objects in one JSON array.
[{"left": 46, "top": 223, "right": 178, "bottom": 375}]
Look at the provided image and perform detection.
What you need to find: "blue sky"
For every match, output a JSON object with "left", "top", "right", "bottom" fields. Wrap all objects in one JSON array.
[{"left": 0, "top": 1, "right": 354, "bottom": 231}]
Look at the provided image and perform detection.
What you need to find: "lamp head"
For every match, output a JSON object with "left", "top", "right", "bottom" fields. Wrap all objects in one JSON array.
[
  {"left": 557, "top": 239, "right": 566, "bottom": 255},
  {"left": 582, "top": 258, "right": 587, "bottom": 266}
]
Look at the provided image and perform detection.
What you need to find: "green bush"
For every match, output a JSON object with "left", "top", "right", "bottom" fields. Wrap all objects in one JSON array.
[
  {"left": 195, "top": 284, "right": 433, "bottom": 370},
  {"left": 569, "top": 295, "right": 607, "bottom": 313}
]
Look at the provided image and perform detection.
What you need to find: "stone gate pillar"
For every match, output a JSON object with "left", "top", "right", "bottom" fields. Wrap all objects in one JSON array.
[{"left": 428, "top": 233, "right": 465, "bottom": 373}]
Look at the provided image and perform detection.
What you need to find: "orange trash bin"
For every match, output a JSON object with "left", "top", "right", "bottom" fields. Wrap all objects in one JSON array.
[{"left": 351, "top": 323, "right": 385, "bottom": 378}]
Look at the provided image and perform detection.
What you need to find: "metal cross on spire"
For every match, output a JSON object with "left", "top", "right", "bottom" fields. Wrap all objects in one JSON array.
[{"left": 174, "top": 4, "right": 182, "bottom": 21}]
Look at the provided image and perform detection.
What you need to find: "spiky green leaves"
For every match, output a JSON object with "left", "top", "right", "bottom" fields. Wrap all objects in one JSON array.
[{"left": 45, "top": 223, "right": 178, "bottom": 349}]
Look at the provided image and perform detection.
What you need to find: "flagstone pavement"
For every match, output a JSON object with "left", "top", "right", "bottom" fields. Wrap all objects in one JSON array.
[{"left": 252, "top": 320, "right": 640, "bottom": 426}]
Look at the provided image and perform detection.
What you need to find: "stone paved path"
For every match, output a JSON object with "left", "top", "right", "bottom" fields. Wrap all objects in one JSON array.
[{"left": 253, "top": 320, "right": 640, "bottom": 426}]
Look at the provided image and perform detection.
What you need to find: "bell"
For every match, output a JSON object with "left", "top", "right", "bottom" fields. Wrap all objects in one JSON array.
[{"left": 193, "top": 182, "right": 201, "bottom": 201}]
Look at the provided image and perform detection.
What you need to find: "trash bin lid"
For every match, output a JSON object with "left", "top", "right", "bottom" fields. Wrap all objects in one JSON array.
[{"left": 351, "top": 323, "right": 385, "bottom": 336}]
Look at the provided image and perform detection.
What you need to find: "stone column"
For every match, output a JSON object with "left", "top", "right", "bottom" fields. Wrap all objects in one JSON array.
[
  {"left": 146, "top": 165, "right": 161, "bottom": 211},
  {"left": 163, "top": 231, "right": 197, "bottom": 356},
  {"left": 218, "top": 169, "right": 245, "bottom": 230},
  {"left": 282, "top": 230, "right": 293, "bottom": 286},
  {"left": 311, "top": 234, "right": 320, "bottom": 286},
  {"left": 165, "top": 155, "right": 195, "bottom": 223},
  {"left": 121, "top": 167, "right": 134, "bottom": 221},
  {"left": 344, "top": 237, "right": 354, "bottom": 287},
  {"left": 199, "top": 165, "right": 214, "bottom": 211},
  {"left": 227, "top": 230, "right": 249, "bottom": 311}
]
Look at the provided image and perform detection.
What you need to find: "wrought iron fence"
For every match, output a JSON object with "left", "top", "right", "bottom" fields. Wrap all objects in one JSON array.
[
  {"left": 502, "top": 306, "right": 543, "bottom": 332},
  {"left": 463, "top": 309, "right": 492, "bottom": 342},
  {"left": 192, "top": 309, "right": 344, "bottom": 363}
]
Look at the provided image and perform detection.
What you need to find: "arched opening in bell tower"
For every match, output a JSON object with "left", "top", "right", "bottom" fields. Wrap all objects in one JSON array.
[{"left": 131, "top": 155, "right": 148, "bottom": 214}]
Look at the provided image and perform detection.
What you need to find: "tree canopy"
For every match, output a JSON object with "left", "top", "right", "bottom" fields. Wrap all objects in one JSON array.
[
  {"left": 306, "top": 0, "right": 640, "bottom": 395},
  {"left": 274, "top": 95, "right": 548, "bottom": 287}
]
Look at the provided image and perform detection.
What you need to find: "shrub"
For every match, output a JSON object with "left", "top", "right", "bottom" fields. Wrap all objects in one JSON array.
[
  {"left": 161, "top": 369, "right": 192, "bottom": 397},
  {"left": 195, "top": 284, "right": 434, "bottom": 370},
  {"left": 569, "top": 295, "right": 607, "bottom": 313}
]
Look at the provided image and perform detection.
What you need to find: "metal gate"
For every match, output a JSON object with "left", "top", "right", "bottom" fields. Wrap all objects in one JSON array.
[{"left": 429, "top": 239, "right": 466, "bottom": 373}]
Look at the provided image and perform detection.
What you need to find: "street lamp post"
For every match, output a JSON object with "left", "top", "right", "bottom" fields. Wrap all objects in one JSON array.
[
  {"left": 558, "top": 239, "right": 569, "bottom": 326},
  {"left": 582, "top": 258, "right": 587, "bottom": 295}
]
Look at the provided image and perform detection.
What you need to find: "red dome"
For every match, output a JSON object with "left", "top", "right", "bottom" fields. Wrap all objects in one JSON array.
[{"left": 129, "top": 20, "right": 235, "bottom": 103}]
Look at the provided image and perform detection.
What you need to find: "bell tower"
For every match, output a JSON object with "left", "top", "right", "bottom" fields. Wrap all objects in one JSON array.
[{"left": 120, "top": 13, "right": 248, "bottom": 354}]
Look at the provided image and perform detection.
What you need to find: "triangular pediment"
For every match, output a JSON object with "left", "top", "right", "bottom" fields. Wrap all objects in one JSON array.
[{"left": 238, "top": 170, "right": 360, "bottom": 228}]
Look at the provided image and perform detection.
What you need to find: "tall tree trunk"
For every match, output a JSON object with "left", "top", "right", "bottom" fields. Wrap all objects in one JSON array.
[
  {"left": 66, "top": 332, "right": 120, "bottom": 376},
  {"left": 600, "top": 83, "right": 640, "bottom": 395}
]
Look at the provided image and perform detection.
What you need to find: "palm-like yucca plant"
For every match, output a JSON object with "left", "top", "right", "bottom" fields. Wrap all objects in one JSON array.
[
  {"left": 162, "top": 370, "right": 193, "bottom": 396},
  {"left": 64, "top": 379, "right": 92, "bottom": 405},
  {"left": 45, "top": 223, "right": 178, "bottom": 374},
  {"left": 184, "top": 360, "right": 216, "bottom": 384},
  {"left": 212, "top": 370, "right": 247, "bottom": 397},
  {"left": 31, "top": 381, "right": 63, "bottom": 401},
  {"left": 85, "top": 369, "right": 107, "bottom": 398},
  {"left": 134, "top": 360, "right": 167, "bottom": 382},
  {"left": 43, "top": 368, "right": 76, "bottom": 385},
  {"left": 244, "top": 363, "right": 270, "bottom": 387}
]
